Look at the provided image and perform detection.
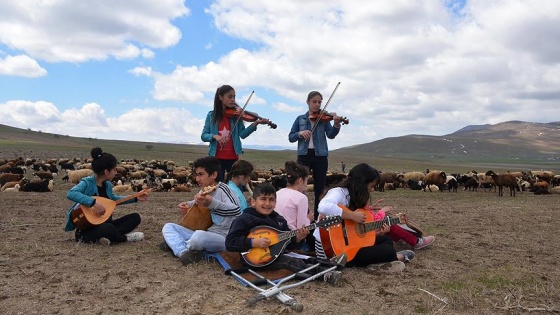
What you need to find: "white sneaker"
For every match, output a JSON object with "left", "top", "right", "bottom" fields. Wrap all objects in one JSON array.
[{"left": 126, "top": 231, "right": 144, "bottom": 242}]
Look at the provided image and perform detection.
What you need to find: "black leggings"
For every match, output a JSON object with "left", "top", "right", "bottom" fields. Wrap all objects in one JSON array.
[
  {"left": 346, "top": 235, "right": 398, "bottom": 267},
  {"left": 297, "top": 152, "right": 328, "bottom": 220},
  {"left": 75, "top": 213, "right": 141, "bottom": 244}
]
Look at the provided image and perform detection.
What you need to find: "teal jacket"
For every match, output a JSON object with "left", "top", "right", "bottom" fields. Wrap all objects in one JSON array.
[
  {"left": 64, "top": 176, "right": 136, "bottom": 232},
  {"left": 201, "top": 111, "right": 257, "bottom": 156}
]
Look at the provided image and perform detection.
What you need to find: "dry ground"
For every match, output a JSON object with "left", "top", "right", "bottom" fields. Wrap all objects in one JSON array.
[{"left": 1, "top": 178, "right": 559, "bottom": 315}]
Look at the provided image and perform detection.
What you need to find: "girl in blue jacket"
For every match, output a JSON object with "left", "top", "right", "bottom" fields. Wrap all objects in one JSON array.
[{"left": 65, "top": 147, "right": 147, "bottom": 245}]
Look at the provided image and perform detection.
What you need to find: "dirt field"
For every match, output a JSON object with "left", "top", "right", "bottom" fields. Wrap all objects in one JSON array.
[{"left": 1, "top": 177, "right": 559, "bottom": 315}]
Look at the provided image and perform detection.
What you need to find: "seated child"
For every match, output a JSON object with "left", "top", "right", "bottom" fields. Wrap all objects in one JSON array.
[
  {"left": 225, "top": 183, "right": 346, "bottom": 285},
  {"left": 161, "top": 156, "right": 241, "bottom": 265}
]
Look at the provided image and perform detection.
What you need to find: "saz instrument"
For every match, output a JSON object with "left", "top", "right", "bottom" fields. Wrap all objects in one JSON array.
[
  {"left": 71, "top": 189, "right": 151, "bottom": 231},
  {"left": 242, "top": 216, "right": 342, "bottom": 268},
  {"left": 319, "top": 204, "right": 405, "bottom": 262},
  {"left": 179, "top": 185, "right": 217, "bottom": 231}
]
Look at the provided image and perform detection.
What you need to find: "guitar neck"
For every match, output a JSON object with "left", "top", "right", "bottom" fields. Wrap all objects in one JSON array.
[
  {"left": 114, "top": 189, "right": 149, "bottom": 206},
  {"left": 278, "top": 222, "right": 319, "bottom": 242},
  {"left": 362, "top": 216, "right": 401, "bottom": 234}
]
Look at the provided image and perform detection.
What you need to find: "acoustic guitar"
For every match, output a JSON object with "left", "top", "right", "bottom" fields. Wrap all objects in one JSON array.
[
  {"left": 71, "top": 188, "right": 151, "bottom": 231},
  {"left": 242, "top": 216, "right": 342, "bottom": 268},
  {"left": 319, "top": 204, "right": 405, "bottom": 262},
  {"left": 179, "top": 185, "right": 217, "bottom": 231}
]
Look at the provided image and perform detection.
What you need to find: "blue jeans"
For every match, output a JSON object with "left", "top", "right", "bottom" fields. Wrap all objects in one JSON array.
[{"left": 161, "top": 223, "right": 226, "bottom": 257}]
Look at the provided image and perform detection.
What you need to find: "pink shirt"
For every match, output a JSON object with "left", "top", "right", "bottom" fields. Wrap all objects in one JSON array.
[{"left": 275, "top": 188, "right": 310, "bottom": 230}]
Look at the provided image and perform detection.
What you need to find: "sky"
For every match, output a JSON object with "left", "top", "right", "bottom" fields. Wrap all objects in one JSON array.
[{"left": 1, "top": 0, "right": 559, "bottom": 150}]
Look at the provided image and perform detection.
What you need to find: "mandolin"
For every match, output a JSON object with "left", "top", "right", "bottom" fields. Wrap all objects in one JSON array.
[
  {"left": 179, "top": 185, "right": 217, "bottom": 231},
  {"left": 319, "top": 204, "right": 405, "bottom": 262},
  {"left": 242, "top": 216, "right": 342, "bottom": 268},
  {"left": 71, "top": 188, "right": 151, "bottom": 231}
]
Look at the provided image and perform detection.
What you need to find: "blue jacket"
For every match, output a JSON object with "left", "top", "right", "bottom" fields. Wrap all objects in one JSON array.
[
  {"left": 201, "top": 111, "right": 257, "bottom": 157},
  {"left": 288, "top": 112, "right": 340, "bottom": 156},
  {"left": 64, "top": 176, "right": 136, "bottom": 232}
]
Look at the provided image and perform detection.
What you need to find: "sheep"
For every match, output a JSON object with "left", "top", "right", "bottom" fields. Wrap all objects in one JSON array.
[
  {"left": 485, "top": 170, "right": 517, "bottom": 197},
  {"left": 68, "top": 169, "right": 93, "bottom": 184},
  {"left": 402, "top": 171, "right": 425, "bottom": 182},
  {"left": 20, "top": 179, "right": 51, "bottom": 192},
  {"left": 550, "top": 186, "right": 560, "bottom": 194},
  {"left": 378, "top": 172, "right": 404, "bottom": 192},
  {"left": 0, "top": 173, "right": 24, "bottom": 187},
  {"left": 446, "top": 177, "right": 458, "bottom": 192},
  {"left": 1, "top": 178, "right": 28, "bottom": 191},
  {"left": 423, "top": 171, "right": 446, "bottom": 192},
  {"left": 424, "top": 184, "right": 440, "bottom": 192},
  {"left": 3, "top": 184, "right": 20, "bottom": 192},
  {"left": 33, "top": 170, "right": 54, "bottom": 181},
  {"left": 406, "top": 179, "right": 422, "bottom": 190},
  {"left": 463, "top": 177, "right": 479, "bottom": 191},
  {"left": 112, "top": 184, "right": 133, "bottom": 194},
  {"left": 171, "top": 185, "right": 191, "bottom": 192}
]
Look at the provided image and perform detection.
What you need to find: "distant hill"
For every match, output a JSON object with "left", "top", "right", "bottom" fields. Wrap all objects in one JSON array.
[
  {"left": 1, "top": 121, "right": 559, "bottom": 172},
  {"left": 334, "top": 121, "right": 560, "bottom": 164}
]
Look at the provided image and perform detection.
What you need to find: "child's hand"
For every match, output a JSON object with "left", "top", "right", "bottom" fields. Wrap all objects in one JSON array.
[
  {"left": 195, "top": 193, "right": 212, "bottom": 207},
  {"left": 295, "top": 227, "right": 309, "bottom": 243},
  {"left": 178, "top": 202, "right": 190, "bottom": 215},
  {"left": 350, "top": 211, "right": 366, "bottom": 223},
  {"left": 376, "top": 223, "right": 390, "bottom": 235},
  {"left": 93, "top": 203, "right": 106, "bottom": 216},
  {"left": 252, "top": 237, "right": 270, "bottom": 249}
]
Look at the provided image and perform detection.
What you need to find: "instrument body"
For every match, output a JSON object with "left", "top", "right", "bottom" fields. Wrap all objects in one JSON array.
[
  {"left": 319, "top": 205, "right": 404, "bottom": 262},
  {"left": 242, "top": 216, "right": 342, "bottom": 267},
  {"left": 179, "top": 185, "right": 217, "bottom": 231},
  {"left": 71, "top": 189, "right": 150, "bottom": 230}
]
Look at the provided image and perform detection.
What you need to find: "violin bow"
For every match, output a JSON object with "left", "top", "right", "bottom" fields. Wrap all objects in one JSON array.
[
  {"left": 231, "top": 90, "right": 255, "bottom": 132},
  {"left": 310, "top": 82, "right": 341, "bottom": 135}
]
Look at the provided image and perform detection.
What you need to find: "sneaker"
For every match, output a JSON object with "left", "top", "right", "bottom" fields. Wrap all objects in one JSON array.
[
  {"left": 125, "top": 232, "right": 144, "bottom": 242},
  {"left": 414, "top": 235, "right": 435, "bottom": 250},
  {"left": 398, "top": 250, "right": 415, "bottom": 263},
  {"left": 179, "top": 250, "right": 204, "bottom": 265},
  {"left": 323, "top": 270, "right": 342, "bottom": 286},
  {"left": 159, "top": 240, "right": 172, "bottom": 252},
  {"left": 98, "top": 237, "right": 111, "bottom": 246},
  {"left": 329, "top": 253, "right": 347, "bottom": 268},
  {"left": 369, "top": 261, "right": 406, "bottom": 273}
]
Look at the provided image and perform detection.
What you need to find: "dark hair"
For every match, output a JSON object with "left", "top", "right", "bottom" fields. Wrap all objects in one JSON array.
[
  {"left": 253, "top": 183, "right": 277, "bottom": 199},
  {"left": 90, "top": 147, "right": 117, "bottom": 175},
  {"left": 212, "top": 85, "right": 235, "bottom": 124},
  {"left": 307, "top": 91, "right": 322, "bottom": 101},
  {"left": 193, "top": 156, "right": 220, "bottom": 177},
  {"left": 332, "top": 163, "right": 379, "bottom": 210},
  {"left": 284, "top": 161, "right": 309, "bottom": 186},
  {"left": 225, "top": 160, "right": 254, "bottom": 182}
]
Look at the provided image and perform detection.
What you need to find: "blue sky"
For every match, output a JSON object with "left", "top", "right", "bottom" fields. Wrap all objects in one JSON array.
[{"left": 1, "top": 0, "right": 558, "bottom": 150}]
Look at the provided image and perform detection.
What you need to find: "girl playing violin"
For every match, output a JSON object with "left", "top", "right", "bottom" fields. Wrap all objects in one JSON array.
[
  {"left": 201, "top": 85, "right": 270, "bottom": 182},
  {"left": 288, "top": 90, "right": 345, "bottom": 220}
]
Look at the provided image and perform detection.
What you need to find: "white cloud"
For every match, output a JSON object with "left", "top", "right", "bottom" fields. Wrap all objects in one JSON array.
[
  {"left": 0, "top": 0, "right": 189, "bottom": 62},
  {"left": 0, "top": 55, "right": 47, "bottom": 77},
  {"left": 0, "top": 100, "right": 204, "bottom": 144}
]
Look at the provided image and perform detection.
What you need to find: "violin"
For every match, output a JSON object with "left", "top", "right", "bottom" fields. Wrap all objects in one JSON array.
[
  {"left": 310, "top": 111, "right": 349, "bottom": 125},
  {"left": 225, "top": 108, "right": 277, "bottom": 129}
]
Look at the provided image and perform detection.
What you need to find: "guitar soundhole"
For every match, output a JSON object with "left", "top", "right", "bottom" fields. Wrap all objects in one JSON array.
[{"left": 356, "top": 223, "right": 366, "bottom": 236}]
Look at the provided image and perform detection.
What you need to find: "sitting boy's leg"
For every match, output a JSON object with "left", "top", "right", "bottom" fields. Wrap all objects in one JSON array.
[{"left": 162, "top": 223, "right": 193, "bottom": 256}]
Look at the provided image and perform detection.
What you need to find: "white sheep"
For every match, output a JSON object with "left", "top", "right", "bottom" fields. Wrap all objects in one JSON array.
[
  {"left": 3, "top": 184, "right": 20, "bottom": 192},
  {"left": 113, "top": 184, "right": 133, "bottom": 194},
  {"left": 68, "top": 169, "right": 94, "bottom": 184}
]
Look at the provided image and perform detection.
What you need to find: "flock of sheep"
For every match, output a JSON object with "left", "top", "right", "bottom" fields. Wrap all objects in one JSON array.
[{"left": 1, "top": 157, "right": 559, "bottom": 198}]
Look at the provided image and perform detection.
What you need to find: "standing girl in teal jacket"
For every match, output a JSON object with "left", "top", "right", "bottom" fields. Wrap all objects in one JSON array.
[
  {"left": 65, "top": 147, "right": 148, "bottom": 245},
  {"left": 201, "top": 85, "right": 270, "bottom": 182}
]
